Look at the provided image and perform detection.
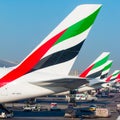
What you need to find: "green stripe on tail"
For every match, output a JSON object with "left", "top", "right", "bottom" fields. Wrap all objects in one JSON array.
[{"left": 54, "top": 7, "right": 101, "bottom": 45}]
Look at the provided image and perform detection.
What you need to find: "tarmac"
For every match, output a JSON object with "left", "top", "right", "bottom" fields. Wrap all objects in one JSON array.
[{"left": 2, "top": 92, "right": 120, "bottom": 120}]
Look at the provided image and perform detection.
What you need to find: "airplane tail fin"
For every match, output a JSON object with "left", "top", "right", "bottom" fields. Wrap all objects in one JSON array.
[
  {"left": 105, "top": 70, "right": 120, "bottom": 82},
  {"left": 116, "top": 74, "right": 120, "bottom": 82},
  {"left": 79, "top": 52, "right": 110, "bottom": 78},
  {"left": 100, "top": 60, "right": 113, "bottom": 79},
  {"left": 33, "top": 4, "right": 102, "bottom": 75},
  {"left": 0, "top": 4, "right": 102, "bottom": 87}
]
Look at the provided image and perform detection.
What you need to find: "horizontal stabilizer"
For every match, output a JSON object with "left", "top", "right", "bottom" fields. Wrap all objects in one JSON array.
[{"left": 30, "top": 77, "right": 88, "bottom": 90}]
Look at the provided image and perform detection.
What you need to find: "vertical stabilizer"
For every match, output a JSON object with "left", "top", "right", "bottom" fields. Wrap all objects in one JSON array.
[
  {"left": 100, "top": 60, "right": 113, "bottom": 79},
  {"left": 79, "top": 52, "right": 110, "bottom": 78},
  {"left": 105, "top": 70, "right": 120, "bottom": 82},
  {"left": 34, "top": 4, "right": 102, "bottom": 75},
  {"left": 116, "top": 74, "right": 120, "bottom": 82},
  {"left": 0, "top": 4, "right": 102, "bottom": 87}
]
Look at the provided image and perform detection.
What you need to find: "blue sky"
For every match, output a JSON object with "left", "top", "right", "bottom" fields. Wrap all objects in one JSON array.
[{"left": 0, "top": 0, "right": 120, "bottom": 74}]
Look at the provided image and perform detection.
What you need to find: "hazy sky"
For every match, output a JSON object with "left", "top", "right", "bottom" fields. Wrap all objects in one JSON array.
[{"left": 0, "top": 0, "right": 120, "bottom": 74}]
